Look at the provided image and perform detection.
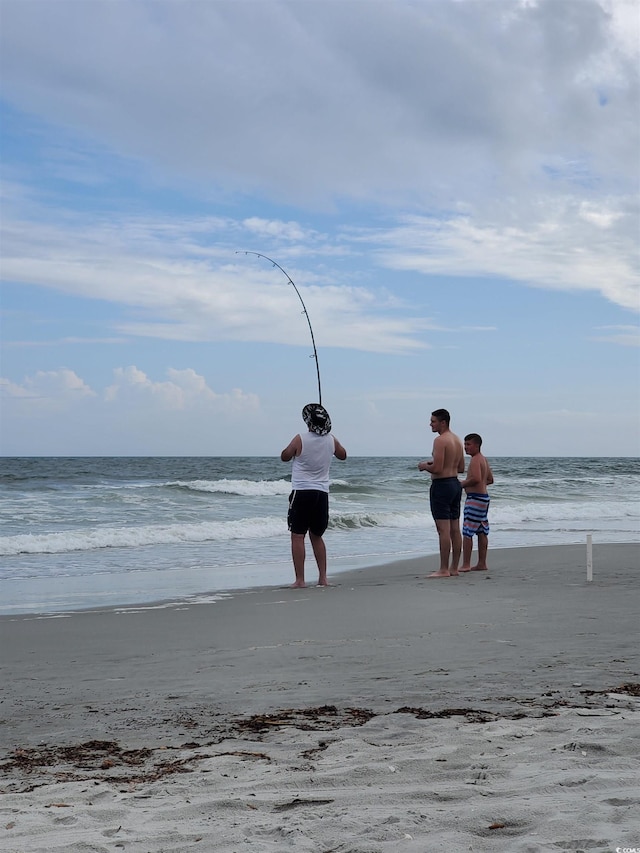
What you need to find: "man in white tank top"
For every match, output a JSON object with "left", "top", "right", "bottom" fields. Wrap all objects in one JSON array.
[{"left": 281, "top": 404, "right": 347, "bottom": 587}]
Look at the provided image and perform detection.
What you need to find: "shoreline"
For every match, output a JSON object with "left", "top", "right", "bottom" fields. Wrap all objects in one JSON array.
[
  {"left": 0, "top": 547, "right": 415, "bottom": 619},
  {"left": 2, "top": 542, "right": 639, "bottom": 852},
  {"left": 2, "top": 539, "right": 637, "bottom": 619}
]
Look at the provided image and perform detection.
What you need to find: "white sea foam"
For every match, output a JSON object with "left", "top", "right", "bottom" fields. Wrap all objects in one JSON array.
[
  {"left": 493, "top": 500, "right": 639, "bottom": 525},
  {"left": 0, "top": 516, "right": 287, "bottom": 555},
  {"left": 167, "top": 478, "right": 291, "bottom": 496},
  {"left": 331, "top": 510, "right": 426, "bottom": 530},
  {"left": 0, "top": 509, "right": 421, "bottom": 555},
  {"left": 2, "top": 497, "right": 637, "bottom": 557}
]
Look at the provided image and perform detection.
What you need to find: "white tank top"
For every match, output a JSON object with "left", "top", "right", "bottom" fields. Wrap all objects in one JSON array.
[{"left": 291, "top": 433, "right": 335, "bottom": 492}]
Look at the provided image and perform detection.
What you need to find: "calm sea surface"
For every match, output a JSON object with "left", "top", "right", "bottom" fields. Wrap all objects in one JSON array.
[{"left": 1, "top": 456, "right": 638, "bottom": 614}]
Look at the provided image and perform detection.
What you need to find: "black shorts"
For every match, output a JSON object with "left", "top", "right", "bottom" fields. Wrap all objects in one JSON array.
[
  {"left": 430, "top": 477, "right": 462, "bottom": 521},
  {"left": 287, "top": 490, "right": 329, "bottom": 536}
]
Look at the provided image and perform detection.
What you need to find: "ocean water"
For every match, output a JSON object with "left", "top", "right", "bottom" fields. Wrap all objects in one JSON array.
[{"left": 1, "top": 456, "right": 638, "bottom": 615}]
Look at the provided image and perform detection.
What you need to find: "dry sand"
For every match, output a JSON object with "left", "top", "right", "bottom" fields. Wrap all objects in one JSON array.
[{"left": 1, "top": 543, "right": 639, "bottom": 852}]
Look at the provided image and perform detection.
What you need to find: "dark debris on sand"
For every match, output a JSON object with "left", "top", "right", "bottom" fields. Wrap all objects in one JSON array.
[
  {"left": 0, "top": 740, "right": 204, "bottom": 790},
  {"left": 0, "top": 707, "right": 376, "bottom": 791},
  {"left": 234, "top": 704, "right": 376, "bottom": 734},
  {"left": 2, "top": 688, "right": 637, "bottom": 791},
  {"left": 581, "top": 682, "right": 640, "bottom": 697},
  {"left": 395, "top": 707, "right": 498, "bottom": 723}
]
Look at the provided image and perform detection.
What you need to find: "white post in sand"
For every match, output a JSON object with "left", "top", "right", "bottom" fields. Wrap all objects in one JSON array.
[{"left": 586, "top": 533, "right": 593, "bottom": 582}]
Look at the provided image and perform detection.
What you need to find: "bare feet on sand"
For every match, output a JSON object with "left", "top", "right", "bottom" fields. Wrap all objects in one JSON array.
[
  {"left": 290, "top": 581, "right": 306, "bottom": 588},
  {"left": 426, "top": 570, "right": 459, "bottom": 578},
  {"left": 459, "top": 565, "right": 487, "bottom": 572}
]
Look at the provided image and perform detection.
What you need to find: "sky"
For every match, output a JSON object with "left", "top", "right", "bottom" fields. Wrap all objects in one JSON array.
[{"left": 1, "top": 0, "right": 639, "bottom": 457}]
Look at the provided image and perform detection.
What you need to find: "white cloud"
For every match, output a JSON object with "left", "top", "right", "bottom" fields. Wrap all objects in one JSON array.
[
  {"left": 0, "top": 0, "right": 636, "bottom": 204},
  {"left": 0, "top": 377, "right": 34, "bottom": 399},
  {"left": 0, "top": 369, "right": 96, "bottom": 404},
  {"left": 241, "top": 219, "right": 313, "bottom": 242},
  {"left": 104, "top": 366, "right": 259, "bottom": 412},
  {"left": 1, "top": 365, "right": 261, "bottom": 453},
  {"left": 1, "top": 366, "right": 258, "bottom": 413},
  {"left": 578, "top": 202, "right": 624, "bottom": 228},
  {"left": 1, "top": 0, "right": 637, "bottom": 321},
  {"left": 369, "top": 195, "right": 640, "bottom": 311},
  {"left": 0, "top": 202, "right": 433, "bottom": 353}
]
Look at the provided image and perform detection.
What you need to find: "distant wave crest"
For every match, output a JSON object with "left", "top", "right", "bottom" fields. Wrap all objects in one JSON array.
[
  {"left": 167, "top": 478, "right": 291, "bottom": 497},
  {"left": 3, "top": 498, "right": 635, "bottom": 557},
  {"left": 0, "top": 508, "right": 428, "bottom": 555},
  {"left": 0, "top": 516, "right": 286, "bottom": 556}
]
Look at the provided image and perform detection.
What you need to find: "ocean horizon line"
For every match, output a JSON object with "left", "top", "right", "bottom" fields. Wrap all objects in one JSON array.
[{"left": 2, "top": 454, "right": 638, "bottom": 460}]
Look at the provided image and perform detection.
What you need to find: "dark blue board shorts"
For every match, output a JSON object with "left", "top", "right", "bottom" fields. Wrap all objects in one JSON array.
[
  {"left": 288, "top": 490, "right": 329, "bottom": 536},
  {"left": 430, "top": 477, "right": 462, "bottom": 521}
]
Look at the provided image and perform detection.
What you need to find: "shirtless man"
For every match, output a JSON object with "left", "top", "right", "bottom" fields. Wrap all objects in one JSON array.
[
  {"left": 418, "top": 409, "right": 465, "bottom": 578},
  {"left": 459, "top": 433, "right": 494, "bottom": 572}
]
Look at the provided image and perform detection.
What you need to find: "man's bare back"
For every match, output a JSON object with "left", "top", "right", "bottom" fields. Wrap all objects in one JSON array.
[
  {"left": 418, "top": 410, "right": 465, "bottom": 579},
  {"left": 418, "top": 414, "right": 464, "bottom": 478}
]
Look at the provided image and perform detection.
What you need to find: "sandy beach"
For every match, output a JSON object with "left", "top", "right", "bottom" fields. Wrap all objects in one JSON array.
[{"left": 1, "top": 542, "right": 639, "bottom": 852}]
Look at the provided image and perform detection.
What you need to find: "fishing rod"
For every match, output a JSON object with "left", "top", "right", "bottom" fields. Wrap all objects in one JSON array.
[{"left": 237, "top": 251, "right": 323, "bottom": 405}]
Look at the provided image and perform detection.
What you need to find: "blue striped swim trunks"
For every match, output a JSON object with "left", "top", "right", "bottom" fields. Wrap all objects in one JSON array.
[{"left": 462, "top": 493, "right": 490, "bottom": 538}]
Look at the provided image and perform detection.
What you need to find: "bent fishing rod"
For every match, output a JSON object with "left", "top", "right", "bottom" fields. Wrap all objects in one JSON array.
[{"left": 237, "top": 251, "right": 323, "bottom": 406}]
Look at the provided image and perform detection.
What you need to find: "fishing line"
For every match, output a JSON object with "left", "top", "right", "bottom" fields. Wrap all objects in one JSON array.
[{"left": 237, "top": 251, "right": 323, "bottom": 405}]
